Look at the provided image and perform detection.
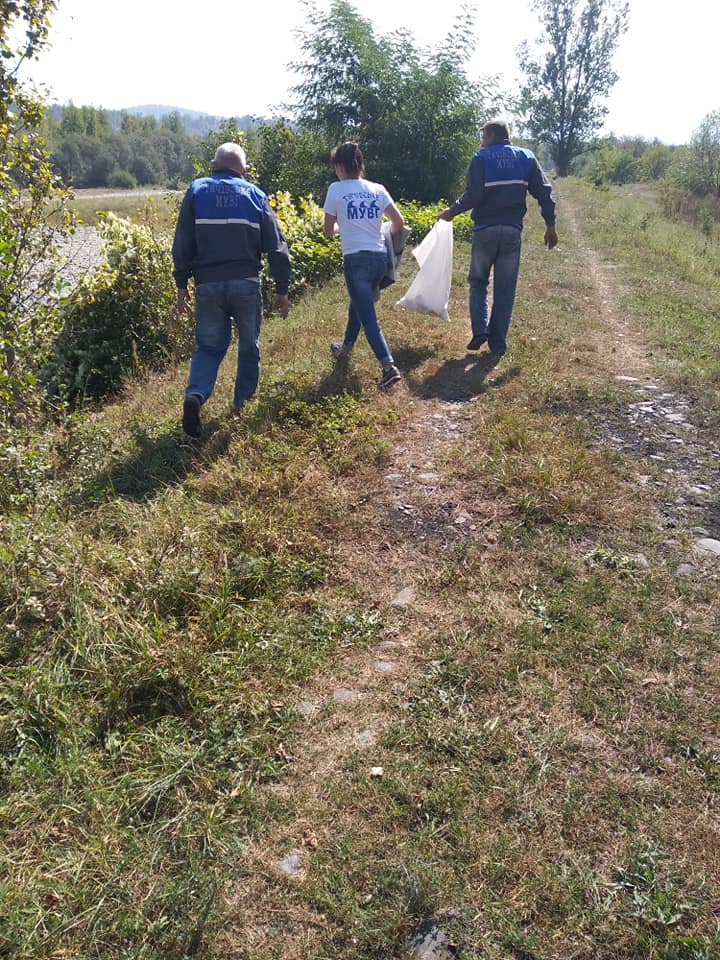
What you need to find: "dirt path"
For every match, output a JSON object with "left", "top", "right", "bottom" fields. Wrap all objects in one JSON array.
[
  {"left": 216, "top": 187, "right": 719, "bottom": 955},
  {"left": 559, "top": 185, "right": 650, "bottom": 375},
  {"left": 558, "top": 182, "right": 719, "bottom": 547}
]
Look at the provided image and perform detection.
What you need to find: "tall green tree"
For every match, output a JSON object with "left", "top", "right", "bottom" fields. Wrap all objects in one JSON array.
[
  {"left": 254, "top": 119, "right": 328, "bottom": 199},
  {"left": 517, "top": 0, "right": 629, "bottom": 176},
  {"left": 1, "top": 0, "right": 75, "bottom": 407},
  {"left": 290, "top": 0, "right": 381, "bottom": 140},
  {"left": 687, "top": 109, "right": 720, "bottom": 197},
  {"left": 289, "top": 0, "right": 494, "bottom": 202},
  {"left": 186, "top": 118, "right": 251, "bottom": 180}
]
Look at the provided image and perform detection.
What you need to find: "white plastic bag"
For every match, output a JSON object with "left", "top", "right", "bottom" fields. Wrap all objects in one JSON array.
[{"left": 396, "top": 219, "right": 453, "bottom": 320}]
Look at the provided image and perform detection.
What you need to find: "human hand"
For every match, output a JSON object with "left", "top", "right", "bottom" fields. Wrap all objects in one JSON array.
[
  {"left": 273, "top": 293, "right": 290, "bottom": 318},
  {"left": 437, "top": 208, "right": 453, "bottom": 222},
  {"left": 544, "top": 226, "right": 558, "bottom": 249},
  {"left": 176, "top": 288, "right": 191, "bottom": 315}
]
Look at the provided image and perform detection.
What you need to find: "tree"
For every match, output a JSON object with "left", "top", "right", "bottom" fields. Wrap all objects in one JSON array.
[
  {"left": 288, "top": 0, "right": 494, "bottom": 202},
  {"left": 254, "top": 120, "right": 328, "bottom": 199},
  {"left": 687, "top": 110, "right": 720, "bottom": 197},
  {"left": 1, "top": 0, "right": 75, "bottom": 407},
  {"left": 517, "top": 0, "right": 629, "bottom": 176},
  {"left": 290, "top": 0, "right": 381, "bottom": 140},
  {"left": 186, "top": 118, "right": 251, "bottom": 180}
]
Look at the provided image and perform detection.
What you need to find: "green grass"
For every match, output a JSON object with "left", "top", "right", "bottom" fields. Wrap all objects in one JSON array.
[
  {"left": 68, "top": 187, "right": 181, "bottom": 227},
  {"left": 563, "top": 179, "right": 720, "bottom": 385},
  {"left": 2, "top": 182, "right": 719, "bottom": 959}
]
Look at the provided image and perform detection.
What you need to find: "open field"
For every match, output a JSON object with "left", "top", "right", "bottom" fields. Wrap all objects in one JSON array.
[
  {"left": 1, "top": 179, "right": 718, "bottom": 959},
  {"left": 68, "top": 186, "right": 182, "bottom": 227}
]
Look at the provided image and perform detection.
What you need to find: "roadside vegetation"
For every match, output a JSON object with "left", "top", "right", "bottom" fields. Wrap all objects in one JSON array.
[
  {"left": 3, "top": 2, "right": 720, "bottom": 958},
  {"left": 2, "top": 178, "right": 719, "bottom": 959}
]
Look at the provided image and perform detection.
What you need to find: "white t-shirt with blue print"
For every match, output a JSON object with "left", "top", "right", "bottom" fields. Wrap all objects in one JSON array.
[{"left": 323, "top": 178, "right": 392, "bottom": 256}]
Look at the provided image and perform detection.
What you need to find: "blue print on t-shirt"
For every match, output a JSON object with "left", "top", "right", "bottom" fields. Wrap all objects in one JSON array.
[{"left": 345, "top": 198, "right": 380, "bottom": 220}]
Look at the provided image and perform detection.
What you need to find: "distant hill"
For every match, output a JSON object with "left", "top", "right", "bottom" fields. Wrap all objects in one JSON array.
[
  {"left": 47, "top": 102, "right": 262, "bottom": 136},
  {"left": 125, "top": 105, "right": 260, "bottom": 135}
]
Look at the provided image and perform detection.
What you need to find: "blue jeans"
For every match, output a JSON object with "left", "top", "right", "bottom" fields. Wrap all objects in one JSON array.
[
  {"left": 468, "top": 225, "right": 522, "bottom": 353},
  {"left": 185, "top": 278, "right": 262, "bottom": 408},
  {"left": 342, "top": 251, "right": 394, "bottom": 365}
]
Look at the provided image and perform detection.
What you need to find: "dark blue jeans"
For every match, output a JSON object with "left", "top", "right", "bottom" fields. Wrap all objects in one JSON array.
[
  {"left": 468, "top": 225, "right": 522, "bottom": 353},
  {"left": 185, "top": 278, "right": 262, "bottom": 408},
  {"left": 342, "top": 251, "right": 394, "bottom": 365}
]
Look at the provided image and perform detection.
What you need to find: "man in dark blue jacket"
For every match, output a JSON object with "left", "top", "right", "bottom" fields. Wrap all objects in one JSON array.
[
  {"left": 439, "top": 119, "right": 558, "bottom": 356},
  {"left": 173, "top": 142, "right": 290, "bottom": 438}
]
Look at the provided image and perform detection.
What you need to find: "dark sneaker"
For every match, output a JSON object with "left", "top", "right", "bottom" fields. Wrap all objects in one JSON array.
[
  {"left": 182, "top": 394, "right": 202, "bottom": 438},
  {"left": 466, "top": 334, "right": 488, "bottom": 350},
  {"left": 378, "top": 365, "right": 402, "bottom": 388},
  {"left": 330, "top": 341, "right": 352, "bottom": 360}
]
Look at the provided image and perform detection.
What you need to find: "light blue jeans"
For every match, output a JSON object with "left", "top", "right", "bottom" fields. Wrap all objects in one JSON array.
[
  {"left": 469, "top": 225, "right": 522, "bottom": 353},
  {"left": 185, "top": 278, "right": 262, "bottom": 408},
  {"left": 342, "top": 251, "right": 394, "bottom": 365}
]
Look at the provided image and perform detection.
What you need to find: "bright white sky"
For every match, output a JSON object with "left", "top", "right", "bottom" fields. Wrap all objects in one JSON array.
[{"left": 24, "top": 0, "right": 720, "bottom": 145}]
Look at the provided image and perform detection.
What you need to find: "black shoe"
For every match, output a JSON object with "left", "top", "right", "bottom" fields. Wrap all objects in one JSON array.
[
  {"left": 378, "top": 365, "right": 402, "bottom": 388},
  {"left": 466, "top": 334, "right": 488, "bottom": 351},
  {"left": 182, "top": 394, "right": 202, "bottom": 438}
]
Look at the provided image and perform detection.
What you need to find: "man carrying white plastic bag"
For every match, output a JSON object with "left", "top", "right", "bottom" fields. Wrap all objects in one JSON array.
[{"left": 396, "top": 219, "right": 453, "bottom": 321}]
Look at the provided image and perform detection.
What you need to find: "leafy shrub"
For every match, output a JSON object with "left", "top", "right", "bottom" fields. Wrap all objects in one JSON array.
[
  {"left": 107, "top": 168, "right": 137, "bottom": 190},
  {"left": 658, "top": 181, "right": 720, "bottom": 230},
  {"left": 399, "top": 200, "right": 474, "bottom": 244},
  {"left": 263, "top": 191, "right": 343, "bottom": 303},
  {"left": 44, "top": 213, "right": 190, "bottom": 405}
]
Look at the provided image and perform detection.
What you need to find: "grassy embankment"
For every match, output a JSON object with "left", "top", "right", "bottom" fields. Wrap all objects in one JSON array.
[
  {"left": 68, "top": 187, "right": 181, "bottom": 227},
  {"left": 1, "top": 178, "right": 719, "bottom": 959}
]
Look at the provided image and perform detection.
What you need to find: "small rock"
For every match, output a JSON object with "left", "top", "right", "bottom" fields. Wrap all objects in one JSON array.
[
  {"left": 391, "top": 586, "right": 416, "bottom": 608},
  {"left": 297, "top": 700, "right": 320, "bottom": 717},
  {"left": 354, "top": 730, "right": 376, "bottom": 748},
  {"left": 375, "top": 640, "right": 402, "bottom": 652},
  {"left": 675, "top": 564, "right": 696, "bottom": 577},
  {"left": 694, "top": 538, "right": 720, "bottom": 557},
  {"left": 333, "top": 687, "right": 358, "bottom": 703},
  {"left": 277, "top": 851, "right": 304, "bottom": 877},
  {"left": 372, "top": 659, "right": 397, "bottom": 674},
  {"left": 409, "top": 923, "right": 454, "bottom": 960},
  {"left": 628, "top": 553, "right": 650, "bottom": 570}
]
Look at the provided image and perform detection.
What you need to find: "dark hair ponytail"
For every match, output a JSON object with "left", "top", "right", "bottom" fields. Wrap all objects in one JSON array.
[{"left": 331, "top": 141, "right": 364, "bottom": 177}]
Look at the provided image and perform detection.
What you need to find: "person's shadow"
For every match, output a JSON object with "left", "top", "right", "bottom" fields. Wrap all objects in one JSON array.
[
  {"left": 396, "top": 348, "right": 519, "bottom": 402},
  {"left": 73, "top": 365, "right": 367, "bottom": 505}
]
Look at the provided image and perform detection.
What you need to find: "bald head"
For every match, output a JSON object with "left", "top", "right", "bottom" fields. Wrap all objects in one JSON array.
[{"left": 212, "top": 142, "right": 247, "bottom": 176}]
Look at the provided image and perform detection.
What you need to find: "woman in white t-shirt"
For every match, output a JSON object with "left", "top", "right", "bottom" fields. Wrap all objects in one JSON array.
[{"left": 323, "top": 141, "right": 405, "bottom": 388}]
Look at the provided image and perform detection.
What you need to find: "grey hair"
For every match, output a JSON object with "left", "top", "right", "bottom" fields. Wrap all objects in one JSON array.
[{"left": 212, "top": 142, "right": 247, "bottom": 174}]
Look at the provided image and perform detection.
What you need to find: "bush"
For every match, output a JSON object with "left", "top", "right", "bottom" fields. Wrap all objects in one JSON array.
[
  {"left": 263, "top": 192, "right": 343, "bottom": 303},
  {"left": 107, "top": 168, "right": 137, "bottom": 190},
  {"left": 398, "top": 200, "right": 474, "bottom": 244},
  {"left": 44, "top": 213, "right": 191, "bottom": 405}
]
